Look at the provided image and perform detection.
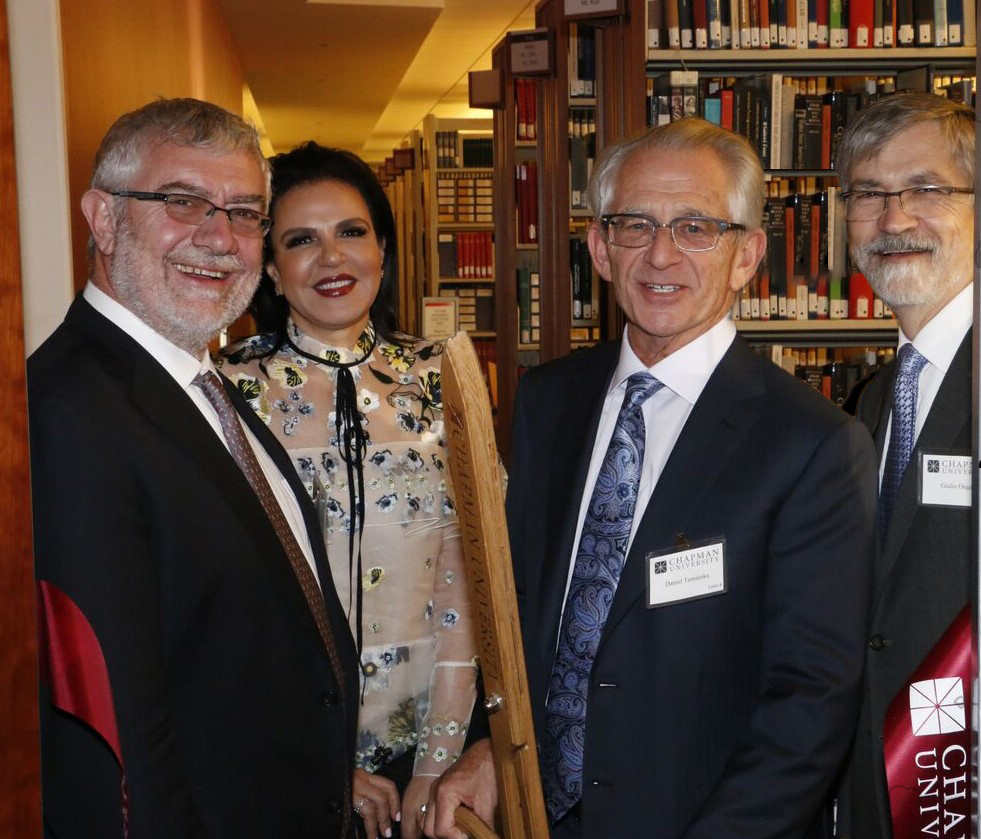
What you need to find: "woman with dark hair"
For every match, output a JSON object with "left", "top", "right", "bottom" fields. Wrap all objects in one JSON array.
[{"left": 220, "top": 143, "right": 477, "bottom": 839}]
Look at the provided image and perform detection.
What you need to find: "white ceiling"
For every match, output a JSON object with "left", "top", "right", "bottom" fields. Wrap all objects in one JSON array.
[{"left": 216, "top": 0, "right": 536, "bottom": 162}]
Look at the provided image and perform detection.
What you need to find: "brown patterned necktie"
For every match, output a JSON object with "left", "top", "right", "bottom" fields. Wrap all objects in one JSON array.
[{"left": 193, "top": 370, "right": 352, "bottom": 826}]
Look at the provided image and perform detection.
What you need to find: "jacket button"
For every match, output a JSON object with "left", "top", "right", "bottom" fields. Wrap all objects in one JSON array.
[
  {"left": 869, "top": 635, "right": 886, "bottom": 651},
  {"left": 327, "top": 799, "right": 341, "bottom": 814},
  {"left": 321, "top": 690, "right": 337, "bottom": 707}
]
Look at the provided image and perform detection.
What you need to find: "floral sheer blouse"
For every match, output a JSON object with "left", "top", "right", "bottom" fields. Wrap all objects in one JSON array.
[{"left": 219, "top": 320, "right": 477, "bottom": 779}]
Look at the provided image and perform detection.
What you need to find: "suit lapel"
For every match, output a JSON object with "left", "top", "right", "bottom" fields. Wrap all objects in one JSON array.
[
  {"left": 877, "top": 332, "right": 971, "bottom": 590},
  {"left": 69, "top": 298, "right": 334, "bottom": 658},
  {"left": 603, "top": 339, "right": 765, "bottom": 637},
  {"left": 533, "top": 345, "right": 618, "bottom": 678}
]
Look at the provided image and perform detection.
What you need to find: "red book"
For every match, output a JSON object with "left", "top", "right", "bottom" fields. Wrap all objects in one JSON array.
[
  {"left": 515, "top": 81, "right": 526, "bottom": 141},
  {"left": 693, "top": 0, "right": 710, "bottom": 45},
  {"left": 515, "top": 165, "right": 527, "bottom": 244},
  {"left": 720, "top": 89, "right": 735, "bottom": 130},
  {"left": 849, "top": 0, "right": 875, "bottom": 44},
  {"left": 525, "top": 80, "right": 538, "bottom": 141},
  {"left": 849, "top": 272, "right": 874, "bottom": 318}
]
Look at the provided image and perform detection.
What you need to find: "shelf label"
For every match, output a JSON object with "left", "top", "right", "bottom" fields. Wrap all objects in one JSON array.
[
  {"left": 508, "top": 29, "right": 551, "bottom": 76},
  {"left": 564, "top": 0, "right": 623, "bottom": 18}
]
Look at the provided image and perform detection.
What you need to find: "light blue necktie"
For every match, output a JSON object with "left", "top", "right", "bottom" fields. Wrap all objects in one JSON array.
[
  {"left": 879, "top": 343, "right": 928, "bottom": 544},
  {"left": 542, "top": 371, "right": 662, "bottom": 822}
]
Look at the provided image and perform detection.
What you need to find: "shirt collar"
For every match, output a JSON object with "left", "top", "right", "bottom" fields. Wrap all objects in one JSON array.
[
  {"left": 83, "top": 281, "right": 213, "bottom": 387},
  {"left": 898, "top": 283, "right": 973, "bottom": 375},
  {"left": 610, "top": 316, "right": 737, "bottom": 405}
]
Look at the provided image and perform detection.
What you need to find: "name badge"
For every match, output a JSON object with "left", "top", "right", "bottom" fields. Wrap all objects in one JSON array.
[
  {"left": 919, "top": 451, "right": 972, "bottom": 509},
  {"left": 646, "top": 539, "right": 726, "bottom": 608}
]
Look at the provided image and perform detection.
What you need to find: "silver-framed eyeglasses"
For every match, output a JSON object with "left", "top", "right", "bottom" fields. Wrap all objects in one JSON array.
[
  {"left": 840, "top": 185, "right": 974, "bottom": 222},
  {"left": 110, "top": 190, "right": 272, "bottom": 237},
  {"left": 600, "top": 213, "right": 746, "bottom": 252}
]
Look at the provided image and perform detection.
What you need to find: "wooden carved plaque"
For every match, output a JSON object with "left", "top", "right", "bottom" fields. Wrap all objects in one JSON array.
[{"left": 441, "top": 331, "right": 549, "bottom": 839}]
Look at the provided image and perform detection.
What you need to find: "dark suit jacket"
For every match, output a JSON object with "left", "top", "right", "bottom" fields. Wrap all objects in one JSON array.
[
  {"left": 504, "top": 336, "right": 877, "bottom": 839},
  {"left": 29, "top": 296, "right": 360, "bottom": 838},
  {"left": 838, "top": 332, "right": 971, "bottom": 839}
]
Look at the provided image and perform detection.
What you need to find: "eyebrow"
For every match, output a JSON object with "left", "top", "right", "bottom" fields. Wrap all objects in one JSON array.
[
  {"left": 848, "top": 171, "right": 954, "bottom": 189},
  {"left": 154, "top": 180, "right": 267, "bottom": 207}
]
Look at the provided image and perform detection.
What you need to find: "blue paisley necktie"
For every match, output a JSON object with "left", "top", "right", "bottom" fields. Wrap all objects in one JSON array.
[
  {"left": 542, "top": 371, "right": 663, "bottom": 822},
  {"left": 879, "top": 343, "right": 928, "bottom": 545}
]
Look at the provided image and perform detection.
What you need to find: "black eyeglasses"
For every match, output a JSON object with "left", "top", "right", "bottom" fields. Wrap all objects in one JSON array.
[
  {"left": 840, "top": 185, "right": 974, "bottom": 222},
  {"left": 110, "top": 190, "right": 271, "bottom": 237},
  {"left": 600, "top": 213, "right": 746, "bottom": 252}
]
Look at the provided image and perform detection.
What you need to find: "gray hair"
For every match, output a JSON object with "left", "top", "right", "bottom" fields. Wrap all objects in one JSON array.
[
  {"left": 91, "top": 97, "right": 270, "bottom": 196},
  {"left": 585, "top": 118, "right": 765, "bottom": 229},
  {"left": 835, "top": 92, "right": 975, "bottom": 189}
]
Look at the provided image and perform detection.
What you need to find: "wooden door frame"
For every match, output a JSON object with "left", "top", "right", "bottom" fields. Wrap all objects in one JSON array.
[{"left": 0, "top": 0, "right": 42, "bottom": 832}]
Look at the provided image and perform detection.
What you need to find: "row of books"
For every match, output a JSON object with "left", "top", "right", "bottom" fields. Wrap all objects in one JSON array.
[
  {"left": 515, "top": 79, "right": 539, "bottom": 142},
  {"left": 755, "top": 344, "right": 895, "bottom": 406},
  {"left": 439, "top": 286, "right": 495, "bottom": 333},
  {"left": 517, "top": 267, "right": 542, "bottom": 345},
  {"left": 515, "top": 162, "right": 539, "bottom": 245},
  {"left": 569, "top": 107, "right": 597, "bottom": 211},
  {"left": 470, "top": 338, "right": 499, "bottom": 408},
  {"left": 570, "top": 238, "right": 596, "bottom": 321},
  {"left": 436, "top": 170, "right": 493, "bottom": 224},
  {"left": 433, "top": 132, "right": 495, "bottom": 169},
  {"left": 646, "top": 71, "right": 973, "bottom": 168},
  {"left": 436, "top": 231, "right": 495, "bottom": 280},
  {"left": 646, "top": 0, "right": 976, "bottom": 49},
  {"left": 569, "top": 23, "right": 597, "bottom": 98},
  {"left": 735, "top": 268, "right": 893, "bottom": 321}
]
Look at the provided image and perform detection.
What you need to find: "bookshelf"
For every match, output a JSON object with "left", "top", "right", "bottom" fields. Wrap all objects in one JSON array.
[
  {"left": 487, "top": 5, "right": 648, "bottom": 457},
  {"left": 420, "top": 115, "right": 496, "bottom": 343},
  {"left": 378, "top": 141, "right": 426, "bottom": 337}
]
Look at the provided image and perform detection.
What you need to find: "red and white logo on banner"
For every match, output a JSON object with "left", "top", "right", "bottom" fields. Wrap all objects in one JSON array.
[{"left": 883, "top": 607, "right": 972, "bottom": 839}]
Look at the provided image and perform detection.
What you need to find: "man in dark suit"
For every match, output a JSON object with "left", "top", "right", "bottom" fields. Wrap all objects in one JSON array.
[
  {"left": 29, "top": 99, "right": 359, "bottom": 838},
  {"left": 834, "top": 94, "right": 975, "bottom": 839},
  {"left": 426, "top": 119, "right": 877, "bottom": 838}
]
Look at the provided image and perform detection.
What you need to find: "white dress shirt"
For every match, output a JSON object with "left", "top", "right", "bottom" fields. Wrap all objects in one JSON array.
[
  {"left": 879, "top": 283, "right": 973, "bottom": 487},
  {"left": 83, "top": 282, "right": 321, "bottom": 585},
  {"left": 563, "top": 317, "right": 738, "bottom": 604}
]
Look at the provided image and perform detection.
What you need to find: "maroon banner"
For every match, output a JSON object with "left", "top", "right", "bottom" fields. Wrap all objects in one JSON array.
[
  {"left": 883, "top": 606, "right": 972, "bottom": 839},
  {"left": 38, "top": 580, "right": 130, "bottom": 836}
]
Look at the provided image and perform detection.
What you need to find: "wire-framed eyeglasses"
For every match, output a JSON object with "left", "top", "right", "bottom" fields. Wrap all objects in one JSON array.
[
  {"left": 840, "top": 185, "right": 974, "bottom": 222},
  {"left": 110, "top": 190, "right": 272, "bottom": 237},
  {"left": 600, "top": 213, "right": 746, "bottom": 252}
]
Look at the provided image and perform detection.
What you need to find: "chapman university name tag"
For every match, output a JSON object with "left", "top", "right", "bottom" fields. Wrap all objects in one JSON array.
[
  {"left": 919, "top": 451, "right": 972, "bottom": 509},
  {"left": 646, "top": 539, "right": 727, "bottom": 608}
]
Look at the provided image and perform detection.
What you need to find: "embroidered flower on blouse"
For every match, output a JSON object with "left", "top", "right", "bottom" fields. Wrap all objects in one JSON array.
[
  {"left": 267, "top": 359, "right": 307, "bottom": 389},
  {"left": 444, "top": 570, "right": 455, "bottom": 584},
  {"left": 396, "top": 411, "right": 424, "bottom": 434},
  {"left": 370, "top": 449, "right": 396, "bottom": 473},
  {"left": 359, "top": 389, "right": 380, "bottom": 412},
  {"left": 299, "top": 402, "right": 314, "bottom": 415},
  {"left": 368, "top": 621, "right": 381, "bottom": 634},
  {"left": 403, "top": 448, "right": 424, "bottom": 471},
  {"left": 419, "top": 368, "right": 442, "bottom": 409},
  {"left": 433, "top": 747, "right": 449, "bottom": 763},
  {"left": 446, "top": 721, "right": 460, "bottom": 736},
  {"left": 363, "top": 567, "right": 386, "bottom": 590},
  {"left": 441, "top": 609, "right": 460, "bottom": 628},
  {"left": 377, "top": 494, "right": 398, "bottom": 513},
  {"left": 380, "top": 344, "right": 415, "bottom": 373},
  {"left": 271, "top": 399, "right": 292, "bottom": 413},
  {"left": 283, "top": 416, "right": 300, "bottom": 436}
]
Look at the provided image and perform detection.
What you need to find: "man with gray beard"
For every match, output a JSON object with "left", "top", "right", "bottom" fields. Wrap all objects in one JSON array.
[
  {"left": 833, "top": 93, "right": 974, "bottom": 839},
  {"left": 29, "top": 99, "right": 359, "bottom": 838}
]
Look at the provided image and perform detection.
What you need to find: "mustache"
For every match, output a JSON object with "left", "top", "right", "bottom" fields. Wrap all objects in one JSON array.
[
  {"left": 167, "top": 245, "right": 247, "bottom": 273},
  {"left": 855, "top": 233, "right": 937, "bottom": 258}
]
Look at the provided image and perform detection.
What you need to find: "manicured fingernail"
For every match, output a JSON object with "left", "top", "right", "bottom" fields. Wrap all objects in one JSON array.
[
  {"left": 384, "top": 829, "right": 392, "bottom": 838},
  {"left": 396, "top": 811, "right": 402, "bottom": 822}
]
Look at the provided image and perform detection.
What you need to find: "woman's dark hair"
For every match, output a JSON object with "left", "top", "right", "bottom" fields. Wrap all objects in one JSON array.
[{"left": 250, "top": 141, "right": 405, "bottom": 348}]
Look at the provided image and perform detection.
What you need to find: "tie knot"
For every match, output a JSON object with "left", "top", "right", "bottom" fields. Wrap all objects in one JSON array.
[
  {"left": 623, "top": 372, "right": 661, "bottom": 411},
  {"left": 193, "top": 369, "right": 224, "bottom": 398},
  {"left": 897, "top": 343, "right": 928, "bottom": 378}
]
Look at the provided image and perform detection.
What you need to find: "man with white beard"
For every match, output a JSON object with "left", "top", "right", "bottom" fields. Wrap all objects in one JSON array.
[
  {"left": 834, "top": 93, "right": 975, "bottom": 839},
  {"left": 29, "top": 98, "right": 359, "bottom": 838}
]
